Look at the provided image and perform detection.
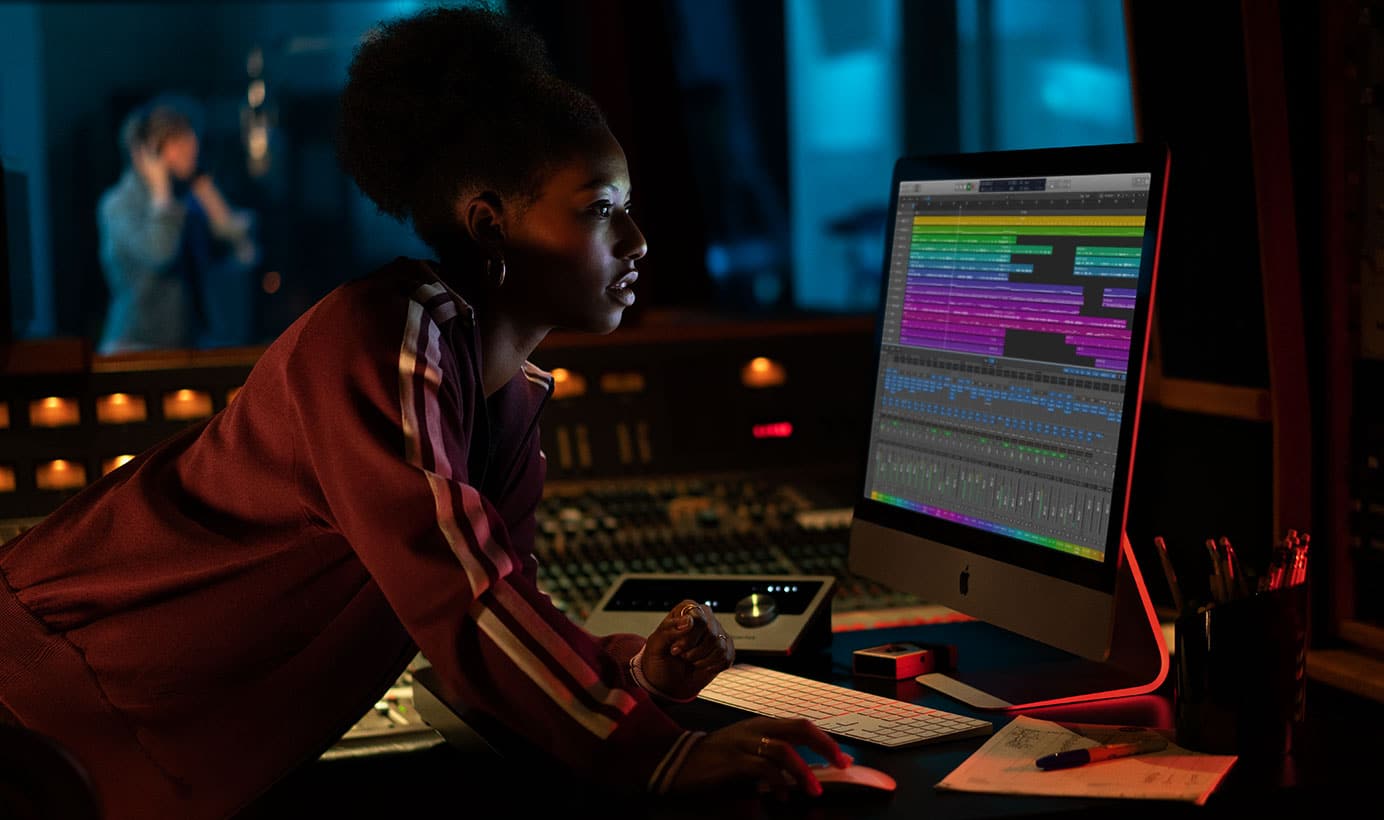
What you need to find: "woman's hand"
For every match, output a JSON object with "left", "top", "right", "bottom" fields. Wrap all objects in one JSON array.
[
  {"left": 669, "top": 716, "right": 853, "bottom": 798},
  {"left": 640, "top": 600, "right": 734, "bottom": 701},
  {"left": 132, "top": 145, "right": 172, "bottom": 205}
]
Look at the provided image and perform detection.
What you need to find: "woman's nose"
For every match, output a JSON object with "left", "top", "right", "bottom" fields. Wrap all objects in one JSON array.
[{"left": 620, "top": 212, "right": 648, "bottom": 261}]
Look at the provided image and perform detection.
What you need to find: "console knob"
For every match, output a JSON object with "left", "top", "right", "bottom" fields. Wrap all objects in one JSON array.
[{"left": 735, "top": 593, "right": 778, "bottom": 627}]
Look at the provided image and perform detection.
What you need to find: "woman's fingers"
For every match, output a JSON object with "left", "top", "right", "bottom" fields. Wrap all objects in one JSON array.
[
  {"left": 660, "top": 599, "right": 736, "bottom": 670},
  {"left": 751, "top": 734, "right": 822, "bottom": 797},
  {"left": 669, "top": 601, "right": 715, "bottom": 656},
  {"left": 770, "top": 718, "right": 853, "bottom": 769},
  {"left": 685, "top": 631, "right": 733, "bottom": 669},
  {"left": 657, "top": 600, "right": 698, "bottom": 655}
]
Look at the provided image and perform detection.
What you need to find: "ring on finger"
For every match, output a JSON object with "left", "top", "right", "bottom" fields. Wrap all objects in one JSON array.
[
  {"left": 681, "top": 603, "right": 699, "bottom": 619},
  {"left": 756, "top": 736, "right": 772, "bottom": 757}
]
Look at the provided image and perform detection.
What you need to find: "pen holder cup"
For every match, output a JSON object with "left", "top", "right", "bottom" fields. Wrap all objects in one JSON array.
[{"left": 1174, "top": 582, "right": 1309, "bottom": 756}]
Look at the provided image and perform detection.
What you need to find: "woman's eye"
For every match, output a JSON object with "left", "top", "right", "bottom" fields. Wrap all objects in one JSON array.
[{"left": 592, "top": 203, "right": 613, "bottom": 218}]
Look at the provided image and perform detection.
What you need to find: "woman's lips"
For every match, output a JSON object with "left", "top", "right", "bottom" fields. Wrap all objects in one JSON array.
[{"left": 607, "top": 271, "right": 639, "bottom": 305}]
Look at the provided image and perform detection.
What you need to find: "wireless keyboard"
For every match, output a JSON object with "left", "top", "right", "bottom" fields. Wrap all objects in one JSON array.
[{"left": 697, "top": 663, "right": 993, "bottom": 748}]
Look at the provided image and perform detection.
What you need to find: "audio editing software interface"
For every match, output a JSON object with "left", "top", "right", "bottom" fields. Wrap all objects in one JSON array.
[{"left": 865, "top": 172, "right": 1152, "bottom": 563}]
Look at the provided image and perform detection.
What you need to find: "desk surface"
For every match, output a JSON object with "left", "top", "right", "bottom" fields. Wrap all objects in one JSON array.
[{"left": 240, "top": 622, "right": 1384, "bottom": 819}]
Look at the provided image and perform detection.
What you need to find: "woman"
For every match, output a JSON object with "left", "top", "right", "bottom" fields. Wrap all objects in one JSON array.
[
  {"left": 0, "top": 6, "right": 846, "bottom": 818},
  {"left": 96, "top": 94, "right": 259, "bottom": 354}
]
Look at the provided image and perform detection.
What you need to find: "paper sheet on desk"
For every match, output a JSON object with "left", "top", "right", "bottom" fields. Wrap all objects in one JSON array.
[{"left": 935, "top": 715, "right": 1237, "bottom": 805}]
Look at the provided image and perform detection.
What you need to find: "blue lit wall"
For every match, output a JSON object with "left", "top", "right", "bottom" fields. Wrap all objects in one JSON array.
[
  {"left": 0, "top": 3, "right": 51, "bottom": 337},
  {"left": 788, "top": 0, "right": 1136, "bottom": 313},
  {"left": 958, "top": 0, "right": 1135, "bottom": 152},
  {"left": 786, "top": 0, "right": 902, "bottom": 313}
]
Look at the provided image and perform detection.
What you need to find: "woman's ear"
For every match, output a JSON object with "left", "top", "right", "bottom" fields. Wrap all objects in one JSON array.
[{"left": 458, "top": 192, "right": 506, "bottom": 255}]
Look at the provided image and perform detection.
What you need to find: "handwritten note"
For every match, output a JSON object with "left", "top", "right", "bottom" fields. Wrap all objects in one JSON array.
[{"left": 935, "top": 715, "right": 1237, "bottom": 805}]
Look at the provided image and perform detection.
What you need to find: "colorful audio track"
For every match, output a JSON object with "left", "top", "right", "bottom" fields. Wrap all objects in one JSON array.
[
  {"left": 902, "top": 214, "right": 1145, "bottom": 371},
  {"left": 880, "top": 368, "right": 1120, "bottom": 437}
]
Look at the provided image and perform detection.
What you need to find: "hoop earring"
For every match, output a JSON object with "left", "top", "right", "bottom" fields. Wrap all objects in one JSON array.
[{"left": 487, "top": 256, "right": 506, "bottom": 289}]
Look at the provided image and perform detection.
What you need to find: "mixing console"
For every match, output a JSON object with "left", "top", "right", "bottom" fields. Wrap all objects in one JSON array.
[{"left": 533, "top": 473, "right": 938, "bottom": 625}]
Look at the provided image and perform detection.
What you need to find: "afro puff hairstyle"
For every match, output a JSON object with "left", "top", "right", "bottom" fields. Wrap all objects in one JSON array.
[{"left": 336, "top": 3, "right": 609, "bottom": 261}]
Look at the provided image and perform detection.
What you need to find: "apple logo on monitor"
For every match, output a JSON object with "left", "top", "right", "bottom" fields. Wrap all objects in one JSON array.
[{"left": 959, "top": 566, "right": 969, "bottom": 596}]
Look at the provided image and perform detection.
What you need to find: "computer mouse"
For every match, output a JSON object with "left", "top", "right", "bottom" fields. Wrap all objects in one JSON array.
[{"left": 809, "top": 763, "right": 897, "bottom": 794}]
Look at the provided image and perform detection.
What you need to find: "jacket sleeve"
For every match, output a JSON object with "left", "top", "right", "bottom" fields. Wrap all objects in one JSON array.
[
  {"left": 98, "top": 188, "right": 187, "bottom": 278},
  {"left": 499, "top": 427, "right": 650, "bottom": 684},
  {"left": 285, "top": 286, "right": 700, "bottom": 794}
]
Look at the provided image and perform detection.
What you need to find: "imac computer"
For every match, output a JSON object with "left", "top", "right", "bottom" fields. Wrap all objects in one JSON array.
[{"left": 848, "top": 142, "right": 1171, "bottom": 711}]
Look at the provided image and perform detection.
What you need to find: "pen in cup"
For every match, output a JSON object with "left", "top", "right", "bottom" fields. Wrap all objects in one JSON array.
[
  {"left": 1152, "top": 535, "right": 1184, "bottom": 614},
  {"left": 1291, "top": 533, "right": 1310, "bottom": 587},
  {"left": 1035, "top": 737, "right": 1169, "bottom": 770},
  {"left": 1263, "top": 533, "right": 1287, "bottom": 592},
  {"left": 1218, "top": 536, "right": 1249, "bottom": 600},
  {"left": 1264, "top": 529, "right": 1310, "bottom": 591},
  {"left": 1156, "top": 530, "right": 1310, "bottom": 607},
  {"left": 1204, "top": 538, "right": 1227, "bottom": 603}
]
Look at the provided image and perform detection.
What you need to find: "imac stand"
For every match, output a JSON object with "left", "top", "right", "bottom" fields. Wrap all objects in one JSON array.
[{"left": 915, "top": 532, "right": 1170, "bottom": 711}]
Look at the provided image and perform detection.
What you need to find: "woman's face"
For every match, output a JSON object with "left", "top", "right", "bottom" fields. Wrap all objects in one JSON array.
[
  {"left": 159, "top": 132, "right": 200, "bottom": 181},
  {"left": 493, "top": 128, "right": 647, "bottom": 335}
]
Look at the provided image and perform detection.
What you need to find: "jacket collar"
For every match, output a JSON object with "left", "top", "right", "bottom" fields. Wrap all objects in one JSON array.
[{"left": 410, "top": 258, "right": 553, "bottom": 406}]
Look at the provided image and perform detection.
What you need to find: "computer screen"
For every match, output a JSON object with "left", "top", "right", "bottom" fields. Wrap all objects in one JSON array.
[{"left": 848, "top": 142, "right": 1170, "bottom": 710}]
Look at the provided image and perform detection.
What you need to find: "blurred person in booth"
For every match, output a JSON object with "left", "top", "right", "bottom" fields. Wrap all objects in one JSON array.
[{"left": 96, "top": 94, "right": 260, "bottom": 354}]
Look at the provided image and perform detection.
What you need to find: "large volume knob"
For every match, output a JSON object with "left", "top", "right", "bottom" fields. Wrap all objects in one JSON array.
[{"left": 735, "top": 592, "right": 778, "bottom": 627}]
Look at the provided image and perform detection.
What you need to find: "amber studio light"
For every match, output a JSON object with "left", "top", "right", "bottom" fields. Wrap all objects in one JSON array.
[
  {"left": 163, "top": 389, "right": 213, "bottom": 421},
  {"left": 29, "top": 397, "right": 80, "bottom": 428},
  {"left": 549, "top": 368, "right": 589, "bottom": 399},
  {"left": 97, "top": 393, "right": 148, "bottom": 424},
  {"left": 36, "top": 459, "right": 86, "bottom": 491},
  {"left": 741, "top": 357, "right": 787, "bottom": 388},
  {"left": 102, "top": 455, "right": 137, "bottom": 476}
]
